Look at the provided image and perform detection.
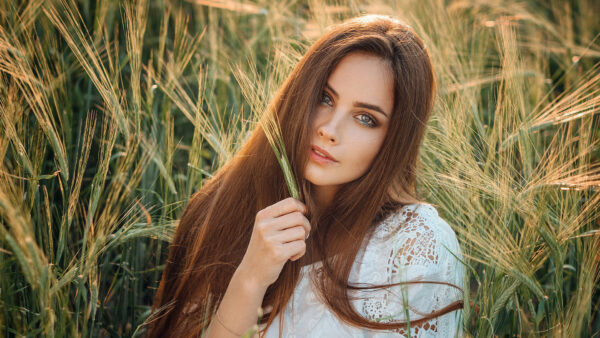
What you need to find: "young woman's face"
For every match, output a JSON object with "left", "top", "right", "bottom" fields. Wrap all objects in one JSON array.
[{"left": 304, "top": 52, "right": 394, "bottom": 194}]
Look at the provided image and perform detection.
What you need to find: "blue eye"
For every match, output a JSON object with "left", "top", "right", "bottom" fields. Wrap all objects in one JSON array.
[
  {"left": 320, "top": 92, "right": 333, "bottom": 106},
  {"left": 356, "top": 114, "right": 377, "bottom": 128},
  {"left": 319, "top": 91, "right": 377, "bottom": 128}
]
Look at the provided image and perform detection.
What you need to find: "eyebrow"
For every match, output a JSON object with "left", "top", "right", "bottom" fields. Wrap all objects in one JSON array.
[{"left": 325, "top": 83, "right": 389, "bottom": 118}]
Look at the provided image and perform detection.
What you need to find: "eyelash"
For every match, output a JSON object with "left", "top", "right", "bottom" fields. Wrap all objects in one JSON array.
[{"left": 319, "top": 92, "right": 378, "bottom": 128}]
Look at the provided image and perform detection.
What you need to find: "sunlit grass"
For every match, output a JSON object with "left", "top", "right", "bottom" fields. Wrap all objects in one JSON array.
[{"left": 0, "top": 0, "right": 598, "bottom": 336}]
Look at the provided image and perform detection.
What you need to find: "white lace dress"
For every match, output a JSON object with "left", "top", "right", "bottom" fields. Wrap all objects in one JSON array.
[{"left": 260, "top": 203, "right": 465, "bottom": 337}]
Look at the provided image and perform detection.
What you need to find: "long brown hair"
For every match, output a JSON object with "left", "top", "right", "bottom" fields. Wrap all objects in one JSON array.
[{"left": 148, "top": 14, "right": 462, "bottom": 337}]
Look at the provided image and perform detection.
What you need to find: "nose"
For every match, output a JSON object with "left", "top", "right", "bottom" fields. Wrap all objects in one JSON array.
[
  {"left": 316, "top": 112, "right": 340, "bottom": 144},
  {"left": 318, "top": 126, "right": 337, "bottom": 144}
]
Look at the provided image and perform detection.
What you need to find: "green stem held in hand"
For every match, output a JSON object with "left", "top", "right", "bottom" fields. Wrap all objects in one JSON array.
[{"left": 260, "top": 110, "right": 299, "bottom": 200}]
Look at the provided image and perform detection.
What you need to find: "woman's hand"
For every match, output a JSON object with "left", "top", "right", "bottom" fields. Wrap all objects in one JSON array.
[{"left": 236, "top": 197, "right": 311, "bottom": 289}]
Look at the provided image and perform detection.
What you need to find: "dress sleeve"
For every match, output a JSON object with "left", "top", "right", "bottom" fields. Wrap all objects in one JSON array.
[{"left": 350, "top": 204, "right": 465, "bottom": 337}]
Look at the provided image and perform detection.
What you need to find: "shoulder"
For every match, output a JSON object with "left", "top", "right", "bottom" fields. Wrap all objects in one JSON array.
[
  {"left": 351, "top": 203, "right": 465, "bottom": 319},
  {"left": 370, "top": 203, "right": 462, "bottom": 267},
  {"left": 374, "top": 203, "right": 456, "bottom": 241}
]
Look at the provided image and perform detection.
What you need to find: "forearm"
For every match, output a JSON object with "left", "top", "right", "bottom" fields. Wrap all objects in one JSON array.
[{"left": 206, "top": 269, "right": 268, "bottom": 338}]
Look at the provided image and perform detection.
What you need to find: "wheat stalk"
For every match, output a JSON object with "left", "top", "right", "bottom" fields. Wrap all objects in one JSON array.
[{"left": 259, "top": 109, "right": 299, "bottom": 199}]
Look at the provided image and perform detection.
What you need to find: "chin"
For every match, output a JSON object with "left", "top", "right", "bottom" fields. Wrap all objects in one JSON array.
[
  {"left": 305, "top": 176, "right": 328, "bottom": 186},
  {"left": 306, "top": 174, "right": 348, "bottom": 187},
  {"left": 304, "top": 173, "right": 330, "bottom": 186}
]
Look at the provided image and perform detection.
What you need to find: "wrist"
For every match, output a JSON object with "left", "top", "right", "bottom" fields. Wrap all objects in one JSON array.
[{"left": 233, "top": 266, "right": 269, "bottom": 294}]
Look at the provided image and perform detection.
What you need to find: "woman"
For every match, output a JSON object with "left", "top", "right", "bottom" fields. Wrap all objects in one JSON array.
[{"left": 149, "top": 14, "right": 465, "bottom": 337}]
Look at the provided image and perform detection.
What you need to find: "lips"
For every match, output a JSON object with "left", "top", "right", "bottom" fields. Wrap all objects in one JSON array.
[{"left": 311, "top": 145, "right": 337, "bottom": 162}]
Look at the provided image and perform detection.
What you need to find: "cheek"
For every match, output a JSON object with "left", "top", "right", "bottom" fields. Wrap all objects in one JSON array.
[
  {"left": 311, "top": 108, "right": 328, "bottom": 131},
  {"left": 345, "top": 136, "right": 385, "bottom": 171}
]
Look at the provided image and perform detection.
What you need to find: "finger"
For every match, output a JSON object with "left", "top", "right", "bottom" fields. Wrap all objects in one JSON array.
[
  {"left": 283, "top": 240, "right": 306, "bottom": 261},
  {"left": 272, "top": 211, "right": 310, "bottom": 235},
  {"left": 262, "top": 197, "right": 307, "bottom": 219},
  {"left": 257, "top": 211, "right": 309, "bottom": 238},
  {"left": 272, "top": 225, "right": 306, "bottom": 244}
]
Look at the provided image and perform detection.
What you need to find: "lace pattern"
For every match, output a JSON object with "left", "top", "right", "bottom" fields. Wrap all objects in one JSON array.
[{"left": 260, "top": 203, "right": 465, "bottom": 337}]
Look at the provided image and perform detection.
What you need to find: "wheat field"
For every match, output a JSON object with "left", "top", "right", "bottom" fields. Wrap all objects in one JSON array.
[{"left": 0, "top": 0, "right": 598, "bottom": 336}]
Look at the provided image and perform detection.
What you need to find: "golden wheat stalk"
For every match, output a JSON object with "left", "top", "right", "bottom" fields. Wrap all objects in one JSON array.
[{"left": 232, "top": 58, "right": 300, "bottom": 200}]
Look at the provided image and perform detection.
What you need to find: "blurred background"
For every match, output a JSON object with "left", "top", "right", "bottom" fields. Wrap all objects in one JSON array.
[{"left": 0, "top": 0, "right": 598, "bottom": 336}]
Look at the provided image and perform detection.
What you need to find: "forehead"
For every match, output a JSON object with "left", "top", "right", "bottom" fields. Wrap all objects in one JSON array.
[{"left": 327, "top": 52, "right": 394, "bottom": 116}]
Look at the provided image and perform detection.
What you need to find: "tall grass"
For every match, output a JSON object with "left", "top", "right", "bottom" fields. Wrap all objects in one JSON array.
[{"left": 0, "top": 0, "right": 598, "bottom": 336}]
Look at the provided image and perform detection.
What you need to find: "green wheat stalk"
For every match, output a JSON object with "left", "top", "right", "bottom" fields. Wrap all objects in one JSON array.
[{"left": 260, "top": 110, "right": 299, "bottom": 199}]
